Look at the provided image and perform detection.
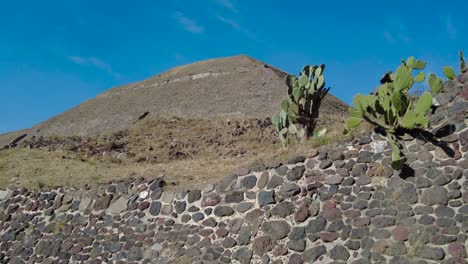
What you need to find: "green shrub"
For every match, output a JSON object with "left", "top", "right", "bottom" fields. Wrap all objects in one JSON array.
[{"left": 272, "top": 65, "right": 330, "bottom": 146}]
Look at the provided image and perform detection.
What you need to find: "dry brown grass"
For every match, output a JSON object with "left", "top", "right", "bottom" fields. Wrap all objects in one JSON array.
[
  {"left": 0, "top": 139, "right": 328, "bottom": 191},
  {"left": 0, "top": 114, "right": 359, "bottom": 190}
]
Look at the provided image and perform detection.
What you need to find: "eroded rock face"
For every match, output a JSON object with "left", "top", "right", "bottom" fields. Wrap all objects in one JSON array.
[{"left": 0, "top": 104, "right": 467, "bottom": 263}]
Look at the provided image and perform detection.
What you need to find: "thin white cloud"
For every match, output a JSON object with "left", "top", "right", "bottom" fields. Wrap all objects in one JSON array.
[
  {"left": 174, "top": 12, "right": 204, "bottom": 34},
  {"left": 216, "top": 15, "right": 242, "bottom": 31},
  {"left": 446, "top": 16, "right": 456, "bottom": 39},
  {"left": 67, "top": 56, "right": 122, "bottom": 79},
  {"left": 67, "top": 56, "right": 88, "bottom": 65},
  {"left": 383, "top": 20, "right": 412, "bottom": 44},
  {"left": 384, "top": 32, "right": 395, "bottom": 43},
  {"left": 383, "top": 31, "right": 411, "bottom": 44},
  {"left": 397, "top": 34, "right": 411, "bottom": 43},
  {"left": 216, "top": 15, "right": 258, "bottom": 41},
  {"left": 214, "top": 0, "right": 238, "bottom": 13}
]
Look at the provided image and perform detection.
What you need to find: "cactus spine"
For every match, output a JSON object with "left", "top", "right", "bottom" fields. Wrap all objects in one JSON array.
[{"left": 272, "top": 64, "right": 330, "bottom": 146}]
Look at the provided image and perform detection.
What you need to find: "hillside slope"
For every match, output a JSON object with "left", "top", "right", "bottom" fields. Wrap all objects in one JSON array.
[{"left": 0, "top": 55, "right": 347, "bottom": 147}]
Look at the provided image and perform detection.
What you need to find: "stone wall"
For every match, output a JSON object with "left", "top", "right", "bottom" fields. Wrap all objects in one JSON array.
[
  {"left": 0, "top": 76, "right": 467, "bottom": 263},
  {"left": 0, "top": 124, "right": 467, "bottom": 264}
]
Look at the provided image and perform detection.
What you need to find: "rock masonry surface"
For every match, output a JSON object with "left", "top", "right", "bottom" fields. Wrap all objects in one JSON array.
[{"left": 0, "top": 80, "right": 467, "bottom": 264}]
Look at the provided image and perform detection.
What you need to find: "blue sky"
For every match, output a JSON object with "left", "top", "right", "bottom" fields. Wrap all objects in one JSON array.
[{"left": 0, "top": 0, "right": 466, "bottom": 133}]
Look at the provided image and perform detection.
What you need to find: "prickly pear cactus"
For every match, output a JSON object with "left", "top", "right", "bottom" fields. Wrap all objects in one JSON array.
[
  {"left": 440, "top": 50, "right": 466, "bottom": 82},
  {"left": 347, "top": 57, "right": 442, "bottom": 170},
  {"left": 272, "top": 65, "right": 330, "bottom": 146}
]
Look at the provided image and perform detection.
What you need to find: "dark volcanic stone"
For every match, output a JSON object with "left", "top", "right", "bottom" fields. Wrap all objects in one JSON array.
[
  {"left": 351, "top": 163, "right": 367, "bottom": 176},
  {"left": 356, "top": 175, "right": 371, "bottom": 185},
  {"left": 421, "top": 186, "right": 449, "bottom": 205},
  {"left": 372, "top": 217, "right": 396, "bottom": 228},
  {"left": 436, "top": 217, "right": 456, "bottom": 227},
  {"left": 460, "top": 205, "right": 468, "bottom": 214},
  {"left": 225, "top": 191, "right": 244, "bottom": 203},
  {"left": 350, "top": 227, "right": 370, "bottom": 239},
  {"left": 278, "top": 183, "right": 301, "bottom": 198},
  {"left": 334, "top": 160, "right": 345, "bottom": 168},
  {"left": 361, "top": 237, "right": 374, "bottom": 250},
  {"left": 246, "top": 209, "right": 264, "bottom": 223},
  {"left": 271, "top": 201, "right": 295, "bottom": 218},
  {"left": 262, "top": 221, "right": 291, "bottom": 240},
  {"left": 287, "top": 165, "right": 306, "bottom": 181},
  {"left": 330, "top": 245, "right": 350, "bottom": 261},
  {"left": 127, "top": 247, "right": 142, "bottom": 261},
  {"left": 395, "top": 182, "right": 418, "bottom": 204},
  {"left": 448, "top": 243, "right": 466, "bottom": 258},
  {"left": 419, "top": 214, "right": 435, "bottom": 225},
  {"left": 357, "top": 151, "right": 373, "bottom": 163},
  {"left": 275, "top": 165, "right": 288, "bottom": 175},
  {"left": 138, "top": 201, "right": 150, "bottom": 211},
  {"left": 242, "top": 176, "right": 257, "bottom": 189},
  {"left": 108, "top": 243, "right": 123, "bottom": 253},
  {"left": 94, "top": 194, "right": 113, "bottom": 210},
  {"left": 415, "top": 205, "right": 433, "bottom": 215},
  {"left": 434, "top": 175, "right": 450, "bottom": 186},
  {"left": 320, "top": 232, "right": 338, "bottom": 242},
  {"left": 294, "top": 203, "right": 309, "bottom": 223},
  {"left": 288, "top": 253, "right": 304, "bottom": 264},
  {"left": 237, "top": 225, "right": 252, "bottom": 245},
  {"left": 345, "top": 240, "right": 361, "bottom": 250},
  {"left": 192, "top": 212, "right": 205, "bottom": 222},
  {"left": 303, "top": 245, "right": 326, "bottom": 262},
  {"left": 435, "top": 206, "right": 455, "bottom": 217},
  {"left": 188, "top": 205, "right": 200, "bottom": 212},
  {"left": 233, "top": 247, "right": 253, "bottom": 264},
  {"left": 415, "top": 246, "right": 445, "bottom": 260},
  {"left": 149, "top": 201, "right": 161, "bottom": 216},
  {"left": 324, "top": 175, "right": 343, "bottom": 185},
  {"left": 187, "top": 190, "right": 202, "bottom": 203},
  {"left": 415, "top": 177, "right": 432, "bottom": 188},
  {"left": 267, "top": 175, "right": 284, "bottom": 189},
  {"left": 289, "top": 226, "right": 306, "bottom": 240},
  {"left": 323, "top": 207, "right": 342, "bottom": 221},
  {"left": 181, "top": 214, "right": 191, "bottom": 223},
  {"left": 371, "top": 228, "right": 391, "bottom": 239},
  {"left": 214, "top": 206, "right": 235, "bottom": 217},
  {"left": 252, "top": 235, "right": 274, "bottom": 256},
  {"left": 330, "top": 151, "right": 345, "bottom": 161},
  {"left": 392, "top": 226, "right": 410, "bottom": 241},
  {"left": 328, "top": 220, "right": 344, "bottom": 232},
  {"left": 288, "top": 156, "right": 305, "bottom": 164},
  {"left": 258, "top": 191, "right": 275, "bottom": 207},
  {"left": 319, "top": 160, "right": 333, "bottom": 169},
  {"left": 237, "top": 202, "right": 253, "bottom": 213},
  {"left": 222, "top": 237, "right": 237, "bottom": 248},
  {"left": 287, "top": 239, "right": 306, "bottom": 252},
  {"left": 257, "top": 172, "right": 269, "bottom": 189},
  {"left": 306, "top": 217, "right": 326, "bottom": 233},
  {"left": 384, "top": 241, "right": 407, "bottom": 256},
  {"left": 175, "top": 201, "right": 186, "bottom": 214}
]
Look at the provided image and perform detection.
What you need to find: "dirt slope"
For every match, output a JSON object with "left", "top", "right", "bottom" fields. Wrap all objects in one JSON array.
[{"left": 0, "top": 55, "right": 347, "bottom": 147}]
